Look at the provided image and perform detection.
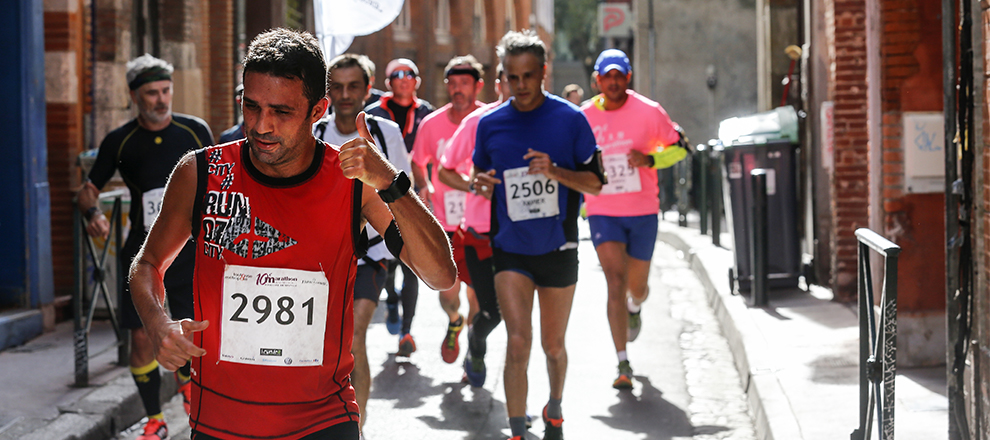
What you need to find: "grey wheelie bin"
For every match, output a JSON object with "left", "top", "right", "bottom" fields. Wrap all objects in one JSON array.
[{"left": 718, "top": 106, "right": 801, "bottom": 292}]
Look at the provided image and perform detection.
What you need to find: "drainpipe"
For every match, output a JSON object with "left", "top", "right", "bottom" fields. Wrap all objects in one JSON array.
[
  {"left": 648, "top": 0, "right": 656, "bottom": 99},
  {"left": 941, "top": 0, "right": 963, "bottom": 438}
]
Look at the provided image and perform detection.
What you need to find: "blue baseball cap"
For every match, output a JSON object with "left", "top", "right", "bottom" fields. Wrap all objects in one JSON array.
[{"left": 595, "top": 49, "right": 631, "bottom": 75}]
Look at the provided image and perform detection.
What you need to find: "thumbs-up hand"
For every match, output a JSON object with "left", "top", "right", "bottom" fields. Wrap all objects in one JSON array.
[{"left": 339, "top": 112, "right": 398, "bottom": 191}]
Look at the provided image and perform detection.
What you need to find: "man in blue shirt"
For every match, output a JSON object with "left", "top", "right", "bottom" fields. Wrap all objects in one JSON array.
[{"left": 471, "top": 30, "right": 606, "bottom": 440}]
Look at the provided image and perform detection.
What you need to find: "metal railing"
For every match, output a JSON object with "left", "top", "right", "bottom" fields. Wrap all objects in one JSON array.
[
  {"left": 73, "top": 190, "right": 128, "bottom": 387},
  {"left": 671, "top": 141, "right": 724, "bottom": 247},
  {"left": 851, "top": 228, "right": 900, "bottom": 440}
]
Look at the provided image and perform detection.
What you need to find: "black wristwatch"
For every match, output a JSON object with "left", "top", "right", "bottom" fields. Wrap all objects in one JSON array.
[
  {"left": 84, "top": 206, "right": 100, "bottom": 221},
  {"left": 378, "top": 171, "right": 411, "bottom": 203}
]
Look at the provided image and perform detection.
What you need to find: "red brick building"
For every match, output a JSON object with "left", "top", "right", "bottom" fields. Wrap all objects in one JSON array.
[
  {"left": 42, "top": 0, "right": 238, "bottom": 305},
  {"left": 807, "top": 0, "right": 990, "bottom": 435},
  {"left": 42, "top": 0, "right": 554, "bottom": 310},
  {"left": 350, "top": 0, "right": 554, "bottom": 107},
  {"left": 801, "top": 0, "right": 946, "bottom": 368}
]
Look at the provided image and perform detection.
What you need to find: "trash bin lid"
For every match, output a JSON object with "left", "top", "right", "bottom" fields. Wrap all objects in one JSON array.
[{"left": 718, "top": 105, "right": 798, "bottom": 146}]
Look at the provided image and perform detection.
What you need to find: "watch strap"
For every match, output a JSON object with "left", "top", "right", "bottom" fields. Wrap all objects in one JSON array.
[{"left": 378, "top": 170, "right": 411, "bottom": 203}]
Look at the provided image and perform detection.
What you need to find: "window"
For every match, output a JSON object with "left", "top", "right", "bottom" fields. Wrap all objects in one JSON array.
[
  {"left": 394, "top": 0, "right": 412, "bottom": 42},
  {"left": 505, "top": 0, "right": 515, "bottom": 32},
  {"left": 436, "top": 0, "right": 451, "bottom": 45},
  {"left": 473, "top": 0, "right": 486, "bottom": 47}
]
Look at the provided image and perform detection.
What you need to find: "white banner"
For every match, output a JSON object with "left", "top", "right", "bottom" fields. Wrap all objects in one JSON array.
[{"left": 313, "top": 0, "right": 405, "bottom": 59}]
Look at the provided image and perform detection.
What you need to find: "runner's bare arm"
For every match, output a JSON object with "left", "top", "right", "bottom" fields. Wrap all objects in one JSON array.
[
  {"left": 341, "top": 113, "right": 456, "bottom": 291},
  {"left": 129, "top": 152, "right": 209, "bottom": 371},
  {"left": 411, "top": 161, "right": 434, "bottom": 202},
  {"left": 524, "top": 148, "right": 603, "bottom": 196},
  {"left": 438, "top": 167, "right": 471, "bottom": 192}
]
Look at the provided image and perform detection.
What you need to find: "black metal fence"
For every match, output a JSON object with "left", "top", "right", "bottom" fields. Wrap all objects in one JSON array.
[
  {"left": 850, "top": 228, "right": 900, "bottom": 440},
  {"left": 73, "top": 190, "right": 128, "bottom": 387},
  {"left": 670, "top": 141, "right": 725, "bottom": 246}
]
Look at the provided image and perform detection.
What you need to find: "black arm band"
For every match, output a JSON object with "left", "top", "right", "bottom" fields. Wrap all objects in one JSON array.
[
  {"left": 576, "top": 149, "right": 608, "bottom": 184},
  {"left": 384, "top": 220, "right": 404, "bottom": 258}
]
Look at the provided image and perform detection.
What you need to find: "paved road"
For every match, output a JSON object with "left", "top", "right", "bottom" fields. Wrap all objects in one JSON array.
[{"left": 118, "top": 223, "right": 755, "bottom": 440}]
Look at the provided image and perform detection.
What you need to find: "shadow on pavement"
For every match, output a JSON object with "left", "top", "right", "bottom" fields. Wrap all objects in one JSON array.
[
  {"left": 593, "top": 376, "right": 728, "bottom": 440},
  {"left": 370, "top": 357, "right": 444, "bottom": 410},
  {"left": 418, "top": 381, "right": 513, "bottom": 439}
]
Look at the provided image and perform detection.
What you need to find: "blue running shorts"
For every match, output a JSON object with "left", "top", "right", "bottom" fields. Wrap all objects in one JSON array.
[{"left": 588, "top": 214, "right": 659, "bottom": 261}]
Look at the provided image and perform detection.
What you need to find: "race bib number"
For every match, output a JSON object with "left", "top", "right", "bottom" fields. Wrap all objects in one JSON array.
[
  {"left": 219, "top": 265, "right": 329, "bottom": 367},
  {"left": 503, "top": 166, "right": 559, "bottom": 222},
  {"left": 601, "top": 154, "right": 641, "bottom": 195},
  {"left": 443, "top": 190, "right": 465, "bottom": 228},
  {"left": 142, "top": 187, "right": 165, "bottom": 228}
]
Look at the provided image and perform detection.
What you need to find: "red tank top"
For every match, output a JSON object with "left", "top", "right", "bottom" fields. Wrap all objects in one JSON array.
[{"left": 189, "top": 140, "right": 361, "bottom": 439}]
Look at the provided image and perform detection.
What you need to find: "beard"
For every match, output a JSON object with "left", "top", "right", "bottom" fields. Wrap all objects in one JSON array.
[{"left": 141, "top": 104, "right": 171, "bottom": 125}]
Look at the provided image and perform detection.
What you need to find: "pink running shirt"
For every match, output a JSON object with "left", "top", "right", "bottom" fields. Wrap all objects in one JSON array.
[
  {"left": 440, "top": 101, "right": 503, "bottom": 233},
  {"left": 412, "top": 102, "right": 483, "bottom": 231},
  {"left": 581, "top": 90, "right": 680, "bottom": 217}
]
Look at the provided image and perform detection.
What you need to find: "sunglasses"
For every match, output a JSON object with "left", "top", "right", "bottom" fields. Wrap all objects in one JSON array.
[{"left": 389, "top": 70, "right": 417, "bottom": 80}]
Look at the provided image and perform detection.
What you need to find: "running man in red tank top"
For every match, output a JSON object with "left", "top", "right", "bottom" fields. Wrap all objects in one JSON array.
[{"left": 127, "top": 29, "right": 455, "bottom": 440}]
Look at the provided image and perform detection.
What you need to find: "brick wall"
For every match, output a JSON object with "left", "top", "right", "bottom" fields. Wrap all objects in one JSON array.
[
  {"left": 349, "top": 0, "right": 550, "bottom": 106},
  {"left": 879, "top": 0, "right": 945, "bottom": 312},
  {"left": 830, "top": 0, "right": 870, "bottom": 301},
  {"left": 42, "top": 0, "right": 234, "bottom": 308},
  {"left": 44, "top": 0, "right": 86, "bottom": 298}
]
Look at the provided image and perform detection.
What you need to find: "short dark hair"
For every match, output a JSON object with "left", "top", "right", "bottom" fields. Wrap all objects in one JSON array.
[
  {"left": 496, "top": 30, "right": 546, "bottom": 66},
  {"left": 242, "top": 28, "right": 326, "bottom": 109},
  {"left": 328, "top": 53, "right": 371, "bottom": 88}
]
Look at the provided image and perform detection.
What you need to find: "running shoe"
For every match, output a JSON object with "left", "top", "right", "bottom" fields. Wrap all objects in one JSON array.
[
  {"left": 508, "top": 437, "right": 523, "bottom": 440},
  {"left": 397, "top": 333, "right": 417, "bottom": 357},
  {"left": 463, "top": 355, "right": 486, "bottom": 387},
  {"left": 627, "top": 309, "right": 642, "bottom": 342},
  {"left": 386, "top": 302, "right": 401, "bottom": 335},
  {"left": 612, "top": 360, "right": 634, "bottom": 390},
  {"left": 136, "top": 418, "right": 168, "bottom": 440},
  {"left": 176, "top": 378, "right": 192, "bottom": 415},
  {"left": 441, "top": 315, "right": 464, "bottom": 363},
  {"left": 542, "top": 404, "right": 564, "bottom": 440}
]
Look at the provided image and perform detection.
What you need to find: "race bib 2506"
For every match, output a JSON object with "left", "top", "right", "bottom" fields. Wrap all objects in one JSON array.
[{"left": 503, "top": 166, "right": 559, "bottom": 222}]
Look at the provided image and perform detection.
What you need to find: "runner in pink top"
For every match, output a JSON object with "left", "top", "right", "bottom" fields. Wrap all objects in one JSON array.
[
  {"left": 441, "top": 100, "right": 502, "bottom": 233},
  {"left": 413, "top": 107, "right": 477, "bottom": 231},
  {"left": 411, "top": 55, "right": 485, "bottom": 367},
  {"left": 581, "top": 49, "right": 688, "bottom": 391},
  {"left": 438, "top": 63, "right": 510, "bottom": 387},
  {"left": 581, "top": 92, "right": 680, "bottom": 217}
]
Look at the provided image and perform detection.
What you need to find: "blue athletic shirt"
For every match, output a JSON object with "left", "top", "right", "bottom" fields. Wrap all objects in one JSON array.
[{"left": 473, "top": 92, "right": 599, "bottom": 255}]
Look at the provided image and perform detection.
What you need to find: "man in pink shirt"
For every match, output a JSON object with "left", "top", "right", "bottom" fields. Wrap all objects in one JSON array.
[
  {"left": 411, "top": 55, "right": 485, "bottom": 365},
  {"left": 438, "top": 63, "right": 510, "bottom": 386},
  {"left": 581, "top": 49, "right": 688, "bottom": 390}
]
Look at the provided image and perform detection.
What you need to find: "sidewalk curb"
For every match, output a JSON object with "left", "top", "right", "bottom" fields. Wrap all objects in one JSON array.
[
  {"left": 657, "top": 226, "right": 802, "bottom": 440},
  {"left": 0, "top": 368, "right": 177, "bottom": 440}
]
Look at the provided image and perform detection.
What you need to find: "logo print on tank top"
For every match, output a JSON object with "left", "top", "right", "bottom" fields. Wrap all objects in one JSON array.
[{"left": 203, "top": 192, "right": 297, "bottom": 260}]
